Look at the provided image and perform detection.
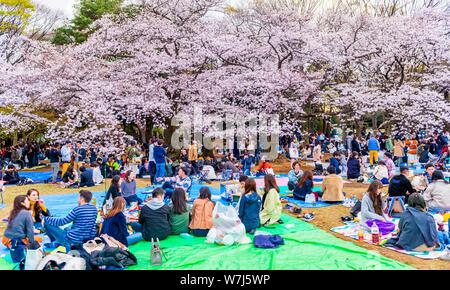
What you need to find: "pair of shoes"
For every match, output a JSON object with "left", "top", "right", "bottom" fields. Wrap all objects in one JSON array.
[{"left": 341, "top": 216, "right": 354, "bottom": 222}]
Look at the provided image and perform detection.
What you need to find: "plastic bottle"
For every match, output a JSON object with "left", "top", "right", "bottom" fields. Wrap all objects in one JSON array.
[
  {"left": 92, "top": 197, "right": 97, "bottom": 207},
  {"left": 358, "top": 229, "right": 364, "bottom": 241},
  {"left": 371, "top": 222, "right": 380, "bottom": 245}
]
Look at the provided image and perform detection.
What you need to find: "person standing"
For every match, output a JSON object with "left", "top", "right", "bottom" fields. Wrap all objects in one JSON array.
[
  {"left": 405, "top": 135, "right": 419, "bottom": 165},
  {"left": 188, "top": 141, "right": 199, "bottom": 176},
  {"left": 74, "top": 142, "right": 86, "bottom": 173},
  {"left": 154, "top": 140, "right": 166, "bottom": 180},
  {"left": 367, "top": 134, "right": 380, "bottom": 166},
  {"left": 47, "top": 143, "right": 61, "bottom": 183},
  {"left": 148, "top": 138, "right": 157, "bottom": 184},
  {"left": 393, "top": 138, "right": 406, "bottom": 166},
  {"left": 126, "top": 140, "right": 141, "bottom": 176},
  {"left": 60, "top": 141, "right": 73, "bottom": 177}
]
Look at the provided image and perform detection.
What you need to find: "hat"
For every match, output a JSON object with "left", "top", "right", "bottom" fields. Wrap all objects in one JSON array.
[{"left": 400, "top": 166, "right": 409, "bottom": 172}]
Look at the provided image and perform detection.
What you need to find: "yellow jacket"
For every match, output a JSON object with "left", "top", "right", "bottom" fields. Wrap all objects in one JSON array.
[{"left": 260, "top": 188, "right": 282, "bottom": 225}]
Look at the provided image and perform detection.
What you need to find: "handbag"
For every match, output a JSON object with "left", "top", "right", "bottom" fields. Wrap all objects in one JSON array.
[
  {"left": 100, "top": 234, "right": 128, "bottom": 251},
  {"left": 83, "top": 237, "right": 105, "bottom": 254},
  {"left": 151, "top": 238, "right": 164, "bottom": 266}
]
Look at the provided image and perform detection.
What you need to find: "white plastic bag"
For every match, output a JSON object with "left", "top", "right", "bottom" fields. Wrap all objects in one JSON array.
[
  {"left": 25, "top": 248, "right": 44, "bottom": 270},
  {"left": 206, "top": 203, "right": 250, "bottom": 245},
  {"left": 305, "top": 193, "right": 316, "bottom": 204}
]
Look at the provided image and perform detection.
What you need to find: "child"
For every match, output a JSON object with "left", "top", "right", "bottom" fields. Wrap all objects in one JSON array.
[
  {"left": 238, "top": 178, "right": 262, "bottom": 234},
  {"left": 189, "top": 187, "right": 215, "bottom": 237}
]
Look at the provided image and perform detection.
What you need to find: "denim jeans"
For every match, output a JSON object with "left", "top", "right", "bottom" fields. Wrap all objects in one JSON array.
[
  {"left": 287, "top": 181, "right": 296, "bottom": 191},
  {"left": 44, "top": 223, "right": 72, "bottom": 252},
  {"left": 124, "top": 195, "right": 143, "bottom": 206},
  {"left": 192, "top": 229, "right": 209, "bottom": 237},
  {"left": 155, "top": 163, "right": 166, "bottom": 179},
  {"left": 130, "top": 222, "right": 143, "bottom": 233},
  {"left": 162, "top": 182, "right": 175, "bottom": 199},
  {"left": 50, "top": 162, "right": 59, "bottom": 182}
]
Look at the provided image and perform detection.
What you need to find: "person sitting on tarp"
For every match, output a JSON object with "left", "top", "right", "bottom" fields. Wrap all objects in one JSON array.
[
  {"left": 2, "top": 195, "right": 42, "bottom": 269},
  {"left": 255, "top": 156, "right": 273, "bottom": 177},
  {"left": 293, "top": 170, "right": 315, "bottom": 201},
  {"left": 91, "top": 161, "right": 104, "bottom": 185},
  {"left": 106, "top": 155, "right": 121, "bottom": 178},
  {"left": 43, "top": 190, "right": 97, "bottom": 252},
  {"left": 189, "top": 187, "right": 215, "bottom": 237},
  {"left": 388, "top": 166, "right": 416, "bottom": 203},
  {"left": 423, "top": 164, "right": 435, "bottom": 185},
  {"left": 79, "top": 166, "right": 95, "bottom": 188},
  {"left": 360, "top": 181, "right": 389, "bottom": 231},
  {"left": 347, "top": 151, "right": 361, "bottom": 180},
  {"left": 137, "top": 157, "right": 151, "bottom": 178},
  {"left": 321, "top": 166, "right": 345, "bottom": 203},
  {"left": 373, "top": 161, "right": 389, "bottom": 184},
  {"left": 121, "top": 170, "right": 142, "bottom": 206},
  {"left": 287, "top": 161, "right": 303, "bottom": 191},
  {"left": 329, "top": 152, "right": 342, "bottom": 175},
  {"left": 2, "top": 165, "right": 21, "bottom": 185},
  {"left": 131, "top": 188, "right": 171, "bottom": 241},
  {"left": 423, "top": 170, "right": 450, "bottom": 212},
  {"left": 238, "top": 178, "right": 262, "bottom": 234},
  {"left": 26, "top": 189, "right": 50, "bottom": 228},
  {"left": 386, "top": 193, "right": 443, "bottom": 252},
  {"left": 260, "top": 174, "right": 282, "bottom": 226},
  {"left": 169, "top": 188, "right": 190, "bottom": 235},
  {"left": 101, "top": 196, "right": 142, "bottom": 247},
  {"left": 157, "top": 166, "right": 192, "bottom": 200}
]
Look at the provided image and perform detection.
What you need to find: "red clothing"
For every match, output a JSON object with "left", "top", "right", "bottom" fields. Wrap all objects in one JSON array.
[{"left": 256, "top": 161, "right": 272, "bottom": 173}]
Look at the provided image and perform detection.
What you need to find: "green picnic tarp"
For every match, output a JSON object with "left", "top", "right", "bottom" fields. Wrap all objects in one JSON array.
[
  {"left": 0, "top": 214, "right": 413, "bottom": 270},
  {"left": 127, "top": 214, "right": 413, "bottom": 270}
]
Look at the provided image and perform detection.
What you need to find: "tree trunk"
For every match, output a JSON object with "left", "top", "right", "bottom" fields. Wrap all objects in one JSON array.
[
  {"left": 372, "top": 114, "right": 378, "bottom": 130},
  {"left": 138, "top": 124, "right": 147, "bottom": 144}
]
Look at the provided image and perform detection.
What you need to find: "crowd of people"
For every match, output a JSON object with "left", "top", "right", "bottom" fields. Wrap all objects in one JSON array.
[{"left": 1, "top": 127, "right": 450, "bottom": 269}]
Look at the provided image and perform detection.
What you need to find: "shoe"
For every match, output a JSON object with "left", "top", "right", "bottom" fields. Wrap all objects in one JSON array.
[
  {"left": 277, "top": 219, "right": 284, "bottom": 224},
  {"left": 301, "top": 213, "right": 315, "bottom": 222},
  {"left": 341, "top": 216, "right": 354, "bottom": 222}
]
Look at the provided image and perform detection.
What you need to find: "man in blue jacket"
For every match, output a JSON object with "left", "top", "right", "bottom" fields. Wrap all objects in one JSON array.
[
  {"left": 329, "top": 152, "right": 342, "bottom": 175},
  {"left": 368, "top": 134, "right": 380, "bottom": 166},
  {"left": 153, "top": 140, "right": 166, "bottom": 181}
]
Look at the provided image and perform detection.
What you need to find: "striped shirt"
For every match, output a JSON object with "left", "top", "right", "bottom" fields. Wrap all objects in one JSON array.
[
  {"left": 165, "top": 176, "right": 192, "bottom": 192},
  {"left": 44, "top": 204, "right": 97, "bottom": 244}
]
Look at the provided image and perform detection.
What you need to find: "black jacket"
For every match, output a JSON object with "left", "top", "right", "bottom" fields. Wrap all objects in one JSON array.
[
  {"left": 347, "top": 158, "right": 361, "bottom": 179},
  {"left": 138, "top": 204, "right": 171, "bottom": 241},
  {"left": 47, "top": 149, "right": 61, "bottom": 163},
  {"left": 80, "top": 169, "right": 95, "bottom": 187},
  {"left": 388, "top": 174, "right": 416, "bottom": 197},
  {"left": 103, "top": 185, "right": 121, "bottom": 205},
  {"left": 3, "top": 171, "right": 20, "bottom": 184}
]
